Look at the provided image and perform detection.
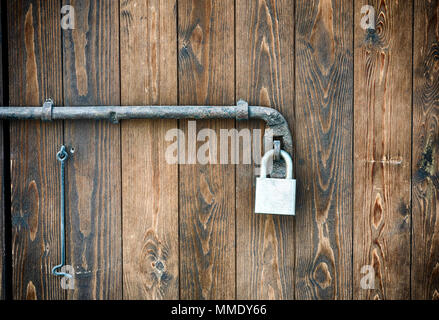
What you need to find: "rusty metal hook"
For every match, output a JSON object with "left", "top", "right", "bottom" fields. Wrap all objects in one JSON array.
[{"left": 52, "top": 145, "right": 72, "bottom": 279}]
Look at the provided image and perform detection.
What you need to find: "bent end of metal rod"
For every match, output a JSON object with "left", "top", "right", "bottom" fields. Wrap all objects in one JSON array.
[{"left": 52, "top": 264, "right": 73, "bottom": 279}]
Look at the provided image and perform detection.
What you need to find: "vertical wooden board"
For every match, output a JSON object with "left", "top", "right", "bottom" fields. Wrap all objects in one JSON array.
[
  {"left": 62, "top": 0, "right": 121, "bottom": 300},
  {"left": 120, "top": 0, "right": 179, "bottom": 299},
  {"left": 8, "top": 0, "right": 65, "bottom": 300},
  {"left": 236, "top": 0, "right": 295, "bottom": 300},
  {"left": 178, "top": 0, "right": 235, "bottom": 299},
  {"left": 412, "top": 0, "right": 439, "bottom": 300},
  {"left": 353, "top": 1, "right": 412, "bottom": 299},
  {"left": 295, "top": 0, "right": 353, "bottom": 299}
]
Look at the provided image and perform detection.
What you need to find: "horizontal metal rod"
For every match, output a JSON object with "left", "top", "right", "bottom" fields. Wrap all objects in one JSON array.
[
  {"left": 0, "top": 99, "right": 293, "bottom": 156},
  {"left": 1, "top": 106, "right": 242, "bottom": 121}
]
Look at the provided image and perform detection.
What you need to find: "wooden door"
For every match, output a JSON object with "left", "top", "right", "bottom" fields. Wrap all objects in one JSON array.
[{"left": 0, "top": 0, "right": 438, "bottom": 300}]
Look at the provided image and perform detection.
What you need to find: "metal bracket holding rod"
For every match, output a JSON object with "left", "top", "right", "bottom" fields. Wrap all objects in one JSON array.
[{"left": 0, "top": 99, "right": 295, "bottom": 277}]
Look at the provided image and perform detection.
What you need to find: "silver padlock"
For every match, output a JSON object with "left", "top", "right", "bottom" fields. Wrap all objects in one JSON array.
[{"left": 255, "top": 149, "right": 296, "bottom": 215}]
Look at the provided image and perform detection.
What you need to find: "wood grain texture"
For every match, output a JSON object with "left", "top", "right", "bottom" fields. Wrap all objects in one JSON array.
[
  {"left": 120, "top": 0, "right": 179, "bottom": 300},
  {"left": 178, "top": 0, "right": 235, "bottom": 299},
  {"left": 295, "top": 0, "right": 353, "bottom": 299},
  {"left": 62, "top": 0, "right": 122, "bottom": 300},
  {"left": 353, "top": 0, "right": 412, "bottom": 299},
  {"left": 0, "top": 1, "right": 4, "bottom": 300},
  {"left": 236, "top": 0, "right": 295, "bottom": 300},
  {"left": 8, "top": 0, "right": 65, "bottom": 300},
  {"left": 7, "top": 0, "right": 439, "bottom": 301},
  {"left": 412, "top": 0, "right": 439, "bottom": 300}
]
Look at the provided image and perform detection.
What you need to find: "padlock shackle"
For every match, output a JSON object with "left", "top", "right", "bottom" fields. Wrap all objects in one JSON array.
[{"left": 260, "top": 150, "right": 293, "bottom": 179}]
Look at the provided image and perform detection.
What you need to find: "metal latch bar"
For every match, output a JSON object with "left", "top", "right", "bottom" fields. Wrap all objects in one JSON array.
[{"left": 0, "top": 99, "right": 293, "bottom": 160}]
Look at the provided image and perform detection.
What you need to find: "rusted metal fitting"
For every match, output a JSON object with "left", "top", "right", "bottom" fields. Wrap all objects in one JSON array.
[
  {"left": 274, "top": 140, "right": 281, "bottom": 161},
  {"left": 42, "top": 98, "right": 53, "bottom": 121},
  {"left": 235, "top": 99, "right": 249, "bottom": 121}
]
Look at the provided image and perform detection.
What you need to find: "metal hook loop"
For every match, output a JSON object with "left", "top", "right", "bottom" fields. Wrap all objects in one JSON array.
[{"left": 56, "top": 145, "right": 68, "bottom": 162}]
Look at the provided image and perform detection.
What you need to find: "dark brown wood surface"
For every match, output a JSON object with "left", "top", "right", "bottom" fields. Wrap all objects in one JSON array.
[
  {"left": 178, "top": 0, "right": 235, "bottom": 299},
  {"left": 295, "top": 0, "right": 353, "bottom": 299},
  {"left": 2, "top": 0, "right": 438, "bottom": 300},
  {"left": 120, "top": 0, "right": 179, "bottom": 300},
  {"left": 62, "top": 0, "right": 122, "bottom": 300},
  {"left": 236, "top": 0, "right": 295, "bottom": 300},
  {"left": 412, "top": 0, "right": 439, "bottom": 300},
  {"left": 8, "top": 0, "right": 65, "bottom": 300},
  {"left": 354, "top": 0, "right": 412, "bottom": 299}
]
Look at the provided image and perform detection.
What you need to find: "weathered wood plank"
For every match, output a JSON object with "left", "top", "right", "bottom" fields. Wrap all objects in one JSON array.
[
  {"left": 236, "top": 0, "right": 295, "bottom": 300},
  {"left": 295, "top": 0, "right": 353, "bottom": 299},
  {"left": 62, "top": 0, "right": 122, "bottom": 300},
  {"left": 178, "top": 0, "right": 235, "bottom": 299},
  {"left": 0, "top": 1, "right": 4, "bottom": 300},
  {"left": 120, "top": 0, "right": 179, "bottom": 300},
  {"left": 412, "top": 0, "right": 439, "bottom": 300},
  {"left": 8, "top": 0, "right": 64, "bottom": 300},
  {"left": 353, "top": 0, "right": 412, "bottom": 299}
]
